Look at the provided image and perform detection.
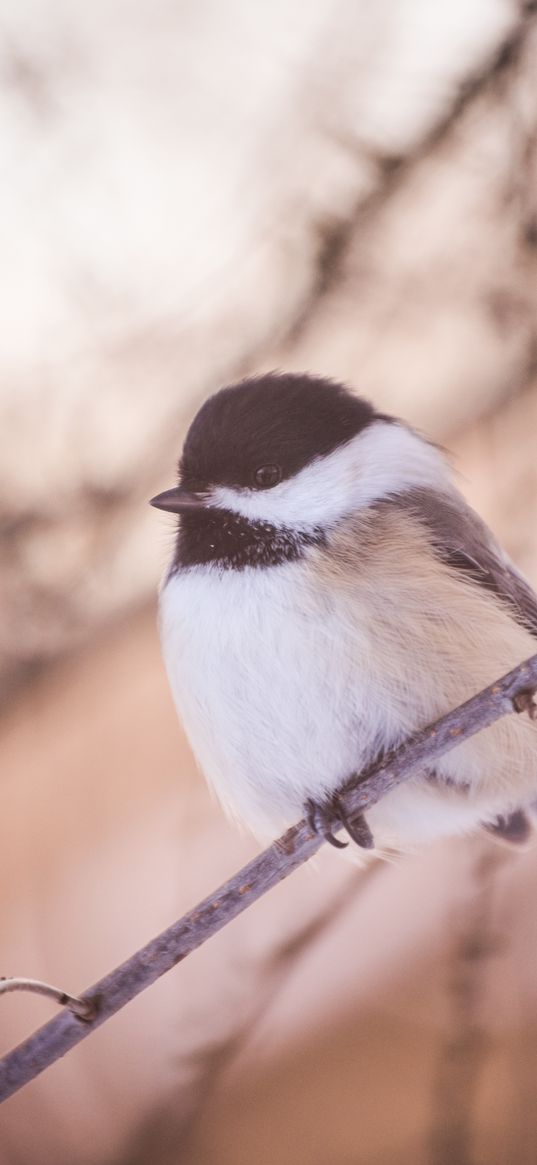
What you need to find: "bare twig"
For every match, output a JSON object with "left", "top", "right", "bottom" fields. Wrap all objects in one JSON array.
[
  {"left": 1, "top": 652, "right": 536, "bottom": 1105},
  {"left": 0, "top": 978, "right": 95, "bottom": 1021}
]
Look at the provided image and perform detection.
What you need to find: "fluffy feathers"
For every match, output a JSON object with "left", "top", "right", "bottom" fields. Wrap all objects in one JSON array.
[{"left": 157, "top": 377, "right": 537, "bottom": 852}]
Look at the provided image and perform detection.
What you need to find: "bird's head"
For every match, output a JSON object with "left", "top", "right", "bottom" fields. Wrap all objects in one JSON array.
[{"left": 150, "top": 371, "right": 447, "bottom": 539}]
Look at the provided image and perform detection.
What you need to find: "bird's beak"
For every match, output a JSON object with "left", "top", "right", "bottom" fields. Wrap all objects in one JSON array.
[{"left": 149, "top": 486, "right": 210, "bottom": 513}]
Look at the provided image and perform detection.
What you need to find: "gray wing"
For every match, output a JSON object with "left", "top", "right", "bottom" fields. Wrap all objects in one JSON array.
[
  {"left": 395, "top": 487, "right": 537, "bottom": 640},
  {"left": 384, "top": 488, "right": 537, "bottom": 845}
]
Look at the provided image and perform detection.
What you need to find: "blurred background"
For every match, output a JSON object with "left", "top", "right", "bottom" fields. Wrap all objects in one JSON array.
[{"left": 1, "top": 1, "right": 537, "bottom": 1161}]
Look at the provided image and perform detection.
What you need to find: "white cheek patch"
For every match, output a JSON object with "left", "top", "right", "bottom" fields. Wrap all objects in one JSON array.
[{"left": 211, "top": 421, "right": 452, "bottom": 530}]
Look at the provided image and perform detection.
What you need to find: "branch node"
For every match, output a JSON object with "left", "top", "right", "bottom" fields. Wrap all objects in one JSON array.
[
  {"left": 0, "top": 977, "right": 96, "bottom": 1022},
  {"left": 71, "top": 995, "right": 99, "bottom": 1023}
]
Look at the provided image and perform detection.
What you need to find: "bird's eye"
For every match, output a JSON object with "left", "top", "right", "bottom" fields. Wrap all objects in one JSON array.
[{"left": 253, "top": 464, "right": 282, "bottom": 489}]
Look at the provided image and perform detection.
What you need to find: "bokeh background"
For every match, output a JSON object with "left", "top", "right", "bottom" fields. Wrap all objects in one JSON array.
[{"left": 1, "top": 1, "right": 537, "bottom": 1162}]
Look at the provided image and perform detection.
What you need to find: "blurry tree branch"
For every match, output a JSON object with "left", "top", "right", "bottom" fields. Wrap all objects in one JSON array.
[{"left": 1, "top": 652, "right": 537, "bottom": 1105}]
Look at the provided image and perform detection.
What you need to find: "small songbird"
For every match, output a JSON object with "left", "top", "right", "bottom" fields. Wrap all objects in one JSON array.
[{"left": 151, "top": 372, "right": 537, "bottom": 854}]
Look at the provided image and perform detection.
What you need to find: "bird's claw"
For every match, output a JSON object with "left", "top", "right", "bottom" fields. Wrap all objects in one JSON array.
[
  {"left": 513, "top": 687, "right": 537, "bottom": 721},
  {"left": 305, "top": 797, "right": 348, "bottom": 848},
  {"left": 338, "top": 802, "right": 375, "bottom": 848},
  {"left": 305, "top": 795, "right": 374, "bottom": 850}
]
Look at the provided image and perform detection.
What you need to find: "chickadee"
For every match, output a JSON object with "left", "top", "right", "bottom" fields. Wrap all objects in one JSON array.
[{"left": 151, "top": 372, "right": 537, "bottom": 854}]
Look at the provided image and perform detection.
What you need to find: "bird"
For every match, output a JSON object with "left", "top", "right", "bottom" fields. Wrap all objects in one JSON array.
[{"left": 150, "top": 371, "right": 537, "bottom": 855}]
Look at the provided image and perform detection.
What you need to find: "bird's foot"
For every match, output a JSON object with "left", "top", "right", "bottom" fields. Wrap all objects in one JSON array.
[
  {"left": 513, "top": 687, "right": 537, "bottom": 720},
  {"left": 305, "top": 794, "right": 374, "bottom": 850}
]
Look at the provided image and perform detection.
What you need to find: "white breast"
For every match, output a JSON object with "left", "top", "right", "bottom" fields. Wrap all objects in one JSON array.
[
  {"left": 160, "top": 560, "right": 397, "bottom": 836},
  {"left": 160, "top": 536, "right": 537, "bottom": 849}
]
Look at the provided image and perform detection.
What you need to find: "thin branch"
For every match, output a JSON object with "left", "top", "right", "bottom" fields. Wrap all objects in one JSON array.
[
  {"left": 1, "top": 652, "right": 536, "bottom": 1105},
  {"left": 0, "top": 978, "right": 95, "bottom": 1021}
]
